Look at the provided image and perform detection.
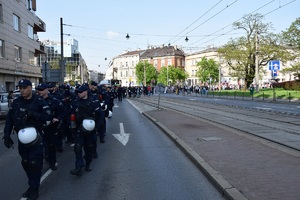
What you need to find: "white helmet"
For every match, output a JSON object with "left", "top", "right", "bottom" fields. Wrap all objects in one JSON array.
[
  {"left": 18, "top": 127, "right": 38, "bottom": 144},
  {"left": 82, "top": 119, "right": 95, "bottom": 132},
  {"left": 108, "top": 110, "right": 113, "bottom": 118}
]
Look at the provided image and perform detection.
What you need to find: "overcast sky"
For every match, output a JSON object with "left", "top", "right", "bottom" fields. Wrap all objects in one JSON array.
[{"left": 36, "top": 0, "right": 300, "bottom": 73}]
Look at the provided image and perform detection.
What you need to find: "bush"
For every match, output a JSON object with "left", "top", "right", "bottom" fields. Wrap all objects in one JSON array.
[{"left": 271, "top": 80, "right": 300, "bottom": 90}]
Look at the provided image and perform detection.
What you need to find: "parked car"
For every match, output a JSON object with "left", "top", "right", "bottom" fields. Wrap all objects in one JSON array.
[{"left": 0, "top": 92, "right": 20, "bottom": 118}]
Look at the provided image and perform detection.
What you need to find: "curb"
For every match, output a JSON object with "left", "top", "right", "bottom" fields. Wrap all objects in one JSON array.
[{"left": 143, "top": 112, "right": 248, "bottom": 200}]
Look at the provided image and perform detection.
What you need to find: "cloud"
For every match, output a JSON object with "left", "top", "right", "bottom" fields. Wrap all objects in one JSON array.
[{"left": 107, "top": 31, "right": 119, "bottom": 39}]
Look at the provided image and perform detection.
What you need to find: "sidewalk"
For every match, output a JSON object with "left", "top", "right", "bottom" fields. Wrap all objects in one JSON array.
[{"left": 142, "top": 108, "right": 300, "bottom": 200}]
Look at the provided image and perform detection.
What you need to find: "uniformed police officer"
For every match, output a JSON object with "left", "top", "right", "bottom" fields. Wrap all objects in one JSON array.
[
  {"left": 36, "top": 83, "right": 64, "bottom": 171},
  {"left": 69, "top": 84, "right": 102, "bottom": 176},
  {"left": 90, "top": 81, "right": 106, "bottom": 143},
  {"left": 3, "top": 79, "right": 52, "bottom": 200}
]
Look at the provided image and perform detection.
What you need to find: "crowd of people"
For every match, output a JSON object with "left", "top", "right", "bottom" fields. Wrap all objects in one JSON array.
[{"left": 2, "top": 79, "right": 117, "bottom": 200}]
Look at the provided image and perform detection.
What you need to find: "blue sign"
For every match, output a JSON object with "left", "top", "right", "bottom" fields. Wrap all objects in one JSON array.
[
  {"left": 272, "top": 70, "right": 278, "bottom": 77},
  {"left": 269, "top": 60, "right": 280, "bottom": 70}
]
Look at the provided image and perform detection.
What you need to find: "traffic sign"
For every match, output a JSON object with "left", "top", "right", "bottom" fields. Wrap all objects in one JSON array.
[{"left": 268, "top": 60, "right": 280, "bottom": 70}]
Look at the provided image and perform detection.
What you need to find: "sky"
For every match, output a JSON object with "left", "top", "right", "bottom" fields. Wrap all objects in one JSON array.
[{"left": 36, "top": 0, "right": 300, "bottom": 73}]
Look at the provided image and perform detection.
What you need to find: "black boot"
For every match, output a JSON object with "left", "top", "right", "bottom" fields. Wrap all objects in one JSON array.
[
  {"left": 100, "top": 138, "right": 105, "bottom": 143},
  {"left": 27, "top": 188, "right": 38, "bottom": 200},
  {"left": 70, "top": 168, "right": 82, "bottom": 176},
  {"left": 22, "top": 187, "right": 33, "bottom": 198},
  {"left": 85, "top": 163, "right": 92, "bottom": 172}
]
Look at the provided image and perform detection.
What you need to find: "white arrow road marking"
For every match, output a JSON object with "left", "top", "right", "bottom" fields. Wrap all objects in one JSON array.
[{"left": 113, "top": 123, "right": 130, "bottom": 146}]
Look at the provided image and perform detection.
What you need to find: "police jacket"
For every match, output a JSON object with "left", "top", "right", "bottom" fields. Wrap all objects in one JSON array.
[
  {"left": 43, "top": 95, "right": 64, "bottom": 131},
  {"left": 70, "top": 94, "right": 102, "bottom": 131},
  {"left": 3, "top": 94, "right": 53, "bottom": 138}
]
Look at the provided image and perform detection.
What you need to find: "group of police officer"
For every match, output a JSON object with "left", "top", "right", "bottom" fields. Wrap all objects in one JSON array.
[{"left": 2, "top": 79, "right": 114, "bottom": 200}]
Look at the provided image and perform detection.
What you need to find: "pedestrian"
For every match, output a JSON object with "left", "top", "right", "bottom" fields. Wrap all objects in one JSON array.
[
  {"left": 7, "top": 90, "right": 15, "bottom": 110},
  {"left": 3, "top": 79, "right": 53, "bottom": 200},
  {"left": 36, "top": 83, "right": 64, "bottom": 171},
  {"left": 69, "top": 84, "right": 103, "bottom": 176}
]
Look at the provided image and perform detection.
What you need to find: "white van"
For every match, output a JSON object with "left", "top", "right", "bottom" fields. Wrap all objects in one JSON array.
[{"left": 99, "top": 79, "right": 112, "bottom": 87}]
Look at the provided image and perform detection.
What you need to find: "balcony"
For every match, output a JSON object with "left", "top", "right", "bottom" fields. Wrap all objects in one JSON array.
[
  {"left": 34, "top": 18, "right": 46, "bottom": 32},
  {"left": 35, "top": 42, "right": 45, "bottom": 56}
]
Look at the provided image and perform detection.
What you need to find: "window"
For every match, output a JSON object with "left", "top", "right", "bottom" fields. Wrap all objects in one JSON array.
[
  {"left": 0, "top": 4, "right": 3, "bottom": 22},
  {"left": 29, "top": 51, "right": 34, "bottom": 65},
  {"left": 13, "top": 14, "right": 20, "bottom": 32},
  {"left": 0, "top": 40, "right": 4, "bottom": 58},
  {"left": 161, "top": 59, "right": 165, "bottom": 67},
  {"left": 14, "top": 46, "right": 21, "bottom": 61},
  {"left": 26, "top": 0, "right": 33, "bottom": 10},
  {"left": 28, "top": 24, "right": 34, "bottom": 39}
]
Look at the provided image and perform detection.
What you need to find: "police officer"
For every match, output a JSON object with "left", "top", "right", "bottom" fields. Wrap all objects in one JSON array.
[
  {"left": 36, "top": 83, "right": 64, "bottom": 171},
  {"left": 3, "top": 79, "right": 52, "bottom": 200},
  {"left": 60, "top": 86, "right": 77, "bottom": 144},
  {"left": 69, "top": 84, "right": 102, "bottom": 176},
  {"left": 90, "top": 81, "right": 106, "bottom": 143}
]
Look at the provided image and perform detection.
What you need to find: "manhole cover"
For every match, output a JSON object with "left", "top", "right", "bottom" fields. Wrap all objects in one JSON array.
[{"left": 200, "top": 137, "right": 223, "bottom": 141}]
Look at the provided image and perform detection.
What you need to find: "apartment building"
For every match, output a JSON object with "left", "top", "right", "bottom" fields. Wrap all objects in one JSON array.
[
  {"left": 106, "top": 49, "right": 145, "bottom": 87},
  {"left": 0, "top": 0, "right": 46, "bottom": 91}
]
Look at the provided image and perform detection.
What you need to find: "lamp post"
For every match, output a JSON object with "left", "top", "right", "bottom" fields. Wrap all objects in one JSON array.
[{"left": 143, "top": 60, "right": 146, "bottom": 86}]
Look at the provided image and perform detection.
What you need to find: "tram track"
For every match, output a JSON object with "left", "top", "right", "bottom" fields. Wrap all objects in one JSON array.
[{"left": 130, "top": 95, "right": 300, "bottom": 151}]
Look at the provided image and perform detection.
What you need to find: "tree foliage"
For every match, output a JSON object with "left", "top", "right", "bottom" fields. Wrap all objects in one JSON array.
[
  {"left": 218, "top": 13, "right": 292, "bottom": 89},
  {"left": 282, "top": 18, "right": 300, "bottom": 50},
  {"left": 135, "top": 61, "right": 157, "bottom": 86},
  {"left": 157, "top": 66, "right": 188, "bottom": 86},
  {"left": 196, "top": 57, "right": 219, "bottom": 84}
]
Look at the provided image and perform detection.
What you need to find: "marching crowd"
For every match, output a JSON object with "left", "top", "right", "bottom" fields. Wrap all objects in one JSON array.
[{"left": 2, "top": 79, "right": 117, "bottom": 200}]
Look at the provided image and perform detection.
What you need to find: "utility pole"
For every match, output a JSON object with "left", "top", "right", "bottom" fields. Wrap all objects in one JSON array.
[
  {"left": 60, "top": 17, "right": 65, "bottom": 84},
  {"left": 255, "top": 31, "right": 259, "bottom": 92},
  {"left": 143, "top": 60, "right": 146, "bottom": 86}
]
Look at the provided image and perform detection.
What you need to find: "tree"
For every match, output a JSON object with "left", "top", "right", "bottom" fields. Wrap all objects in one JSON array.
[
  {"left": 157, "top": 66, "right": 188, "bottom": 86},
  {"left": 135, "top": 61, "right": 157, "bottom": 86},
  {"left": 282, "top": 18, "right": 300, "bottom": 50},
  {"left": 281, "top": 18, "right": 300, "bottom": 80},
  {"left": 218, "top": 13, "right": 292, "bottom": 89},
  {"left": 281, "top": 63, "right": 300, "bottom": 80},
  {"left": 196, "top": 57, "right": 219, "bottom": 85}
]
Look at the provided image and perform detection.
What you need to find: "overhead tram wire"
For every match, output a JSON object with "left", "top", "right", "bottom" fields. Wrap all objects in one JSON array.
[
  {"left": 172, "top": 0, "right": 238, "bottom": 44},
  {"left": 188, "top": 0, "right": 296, "bottom": 48},
  {"left": 165, "top": 0, "right": 223, "bottom": 45},
  {"left": 186, "top": 0, "right": 277, "bottom": 47}
]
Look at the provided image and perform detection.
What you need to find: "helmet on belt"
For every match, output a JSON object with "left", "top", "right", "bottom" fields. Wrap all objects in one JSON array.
[
  {"left": 18, "top": 127, "right": 38, "bottom": 145},
  {"left": 108, "top": 110, "right": 112, "bottom": 118},
  {"left": 100, "top": 102, "right": 107, "bottom": 111},
  {"left": 82, "top": 119, "right": 95, "bottom": 132}
]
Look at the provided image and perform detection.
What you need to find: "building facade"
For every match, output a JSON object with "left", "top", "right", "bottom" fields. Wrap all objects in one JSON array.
[
  {"left": 106, "top": 50, "right": 144, "bottom": 87},
  {"left": 40, "top": 38, "right": 89, "bottom": 84},
  {"left": 0, "top": 0, "right": 46, "bottom": 91}
]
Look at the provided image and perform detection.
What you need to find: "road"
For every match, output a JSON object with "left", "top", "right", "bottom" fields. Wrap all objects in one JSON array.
[{"left": 0, "top": 99, "right": 224, "bottom": 200}]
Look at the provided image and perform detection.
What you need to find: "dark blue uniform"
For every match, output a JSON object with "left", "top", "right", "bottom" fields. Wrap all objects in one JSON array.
[
  {"left": 69, "top": 86, "right": 102, "bottom": 176},
  {"left": 60, "top": 90, "right": 77, "bottom": 143},
  {"left": 3, "top": 85, "right": 52, "bottom": 199},
  {"left": 42, "top": 94, "right": 64, "bottom": 170}
]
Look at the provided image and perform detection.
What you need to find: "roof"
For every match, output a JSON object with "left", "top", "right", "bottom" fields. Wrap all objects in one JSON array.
[{"left": 140, "top": 45, "right": 185, "bottom": 59}]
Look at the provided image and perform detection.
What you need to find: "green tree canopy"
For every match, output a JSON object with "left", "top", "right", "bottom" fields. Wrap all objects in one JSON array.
[
  {"left": 218, "top": 13, "right": 292, "bottom": 89},
  {"left": 135, "top": 61, "right": 157, "bottom": 86},
  {"left": 157, "top": 66, "right": 188, "bottom": 86},
  {"left": 196, "top": 57, "right": 219, "bottom": 84},
  {"left": 282, "top": 18, "right": 300, "bottom": 50}
]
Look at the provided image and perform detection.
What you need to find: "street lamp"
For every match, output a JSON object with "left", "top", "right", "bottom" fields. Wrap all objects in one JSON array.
[{"left": 143, "top": 60, "right": 146, "bottom": 86}]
